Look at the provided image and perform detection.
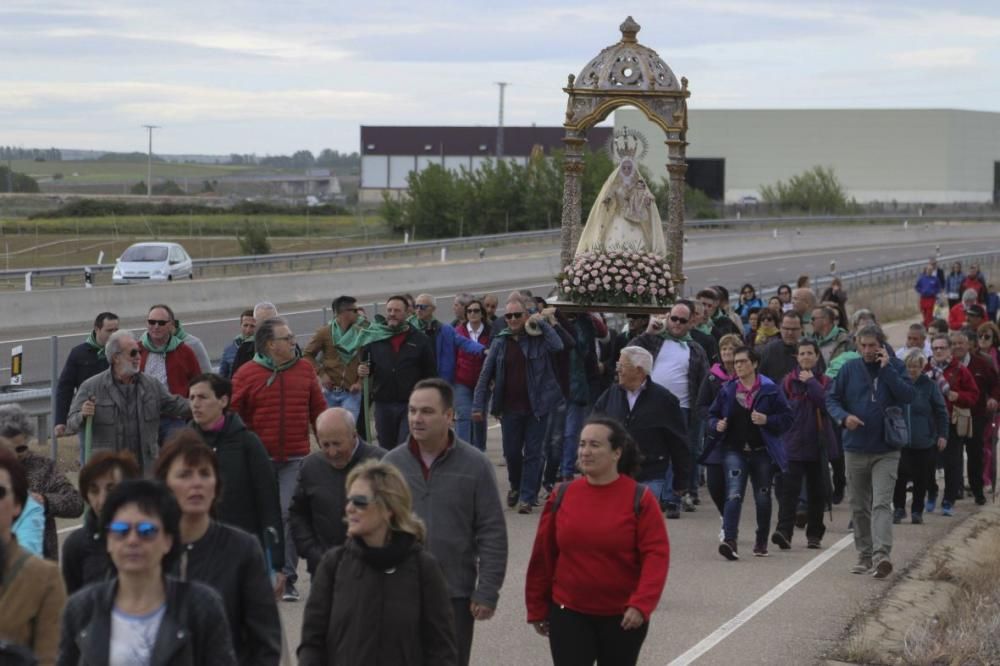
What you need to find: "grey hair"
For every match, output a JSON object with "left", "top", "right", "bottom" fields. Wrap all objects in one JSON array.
[
  {"left": 455, "top": 292, "right": 475, "bottom": 307},
  {"left": 316, "top": 407, "right": 356, "bottom": 434},
  {"left": 907, "top": 323, "right": 927, "bottom": 336},
  {"left": 105, "top": 329, "right": 136, "bottom": 359},
  {"left": 619, "top": 346, "right": 654, "bottom": 375},
  {"left": 962, "top": 289, "right": 978, "bottom": 303},
  {"left": 0, "top": 404, "right": 34, "bottom": 439},
  {"left": 851, "top": 308, "right": 877, "bottom": 329},
  {"left": 253, "top": 301, "right": 278, "bottom": 318},
  {"left": 255, "top": 317, "right": 287, "bottom": 355},
  {"left": 856, "top": 324, "right": 885, "bottom": 344},
  {"left": 904, "top": 350, "right": 927, "bottom": 367}
]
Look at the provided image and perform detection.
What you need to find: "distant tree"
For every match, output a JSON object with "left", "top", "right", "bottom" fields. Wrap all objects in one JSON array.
[
  {"left": 98, "top": 151, "right": 166, "bottom": 163},
  {"left": 291, "top": 150, "right": 316, "bottom": 169},
  {"left": 0, "top": 166, "right": 40, "bottom": 193},
  {"left": 228, "top": 154, "right": 245, "bottom": 165},
  {"left": 129, "top": 181, "right": 147, "bottom": 195},
  {"left": 153, "top": 180, "right": 184, "bottom": 195},
  {"left": 236, "top": 219, "right": 271, "bottom": 255},
  {"left": 759, "top": 166, "right": 854, "bottom": 213}
]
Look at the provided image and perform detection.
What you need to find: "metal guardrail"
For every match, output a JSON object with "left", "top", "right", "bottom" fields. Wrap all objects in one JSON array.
[{"left": 5, "top": 212, "right": 999, "bottom": 287}]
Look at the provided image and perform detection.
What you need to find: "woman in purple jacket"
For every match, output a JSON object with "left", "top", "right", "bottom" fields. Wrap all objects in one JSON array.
[{"left": 772, "top": 339, "right": 839, "bottom": 550}]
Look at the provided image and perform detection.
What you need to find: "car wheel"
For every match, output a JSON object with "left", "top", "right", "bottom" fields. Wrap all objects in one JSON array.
[
  {"left": 188, "top": 272, "right": 194, "bottom": 280},
  {"left": 168, "top": 275, "right": 173, "bottom": 281}
]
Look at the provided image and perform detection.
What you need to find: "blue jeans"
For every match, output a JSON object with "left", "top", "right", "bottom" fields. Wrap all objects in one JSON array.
[
  {"left": 501, "top": 412, "right": 547, "bottom": 504},
  {"left": 663, "top": 407, "right": 690, "bottom": 507},
  {"left": 542, "top": 401, "right": 566, "bottom": 488},
  {"left": 560, "top": 402, "right": 588, "bottom": 479},
  {"left": 640, "top": 479, "right": 667, "bottom": 508},
  {"left": 722, "top": 447, "right": 774, "bottom": 544},
  {"left": 454, "top": 384, "right": 487, "bottom": 451},
  {"left": 323, "top": 388, "right": 362, "bottom": 423}
]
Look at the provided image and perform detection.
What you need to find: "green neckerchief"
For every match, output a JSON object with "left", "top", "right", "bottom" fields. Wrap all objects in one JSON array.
[
  {"left": 407, "top": 314, "right": 424, "bottom": 331},
  {"left": 173, "top": 321, "right": 190, "bottom": 341},
  {"left": 141, "top": 332, "right": 183, "bottom": 354},
  {"left": 85, "top": 331, "right": 106, "bottom": 360},
  {"left": 234, "top": 333, "right": 254, "bottom": 345},
  {"left": 695, "top": 322, "right": 713, "bottom": 335},
  {"left": 253, "top": 350, "right": 301, "bottom": 386},
  {"left": 330, "top": 319, "right": 410, "bottom": 363},
  {"left": 815, "top": 326, "right": 846, "bottom": 347},
  {"left": 661, "top": 329, "right": 693, "bottom": 348}
]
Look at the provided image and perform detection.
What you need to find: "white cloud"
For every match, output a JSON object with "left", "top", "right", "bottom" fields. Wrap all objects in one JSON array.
[{"left": 889, "top": 47, "right": 978, "bottom": 68}]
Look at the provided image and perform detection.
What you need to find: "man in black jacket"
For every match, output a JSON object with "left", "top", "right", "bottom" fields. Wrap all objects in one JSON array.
[
  {"left": 593, "top": 345, "right": 690, "bottom": 511},
  {"left": 759, "top": 311, "right": 827, "bottom": 382},
  {"left": 358, "top": 295, "right": 437, "bottom": 447},
  {"left": 288, "top": 407, "right": 386, "bottom": 574},
  {"left": 54, "top": 311, "right": 118, "bottom": 437}
]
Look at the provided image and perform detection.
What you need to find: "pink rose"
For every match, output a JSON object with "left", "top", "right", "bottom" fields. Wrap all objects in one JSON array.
[
  {"left": 609, "top": 267, "right": 618, "bottom": 274},
  {"left": 637, "top": 285, "right": 646, "bottom": 295},
  {"left": 577, "top": 286, "right": 586, "bottom": 293},
  {"left": 631, "top": 271, "right": 640, "bottom": 278},
  {"left": 588, "top": 283, "right": 598, "bottom": 292},
  {"left": 659, "top": 288, "right": 667, "bottom": 296},
  {"left": 625, "top": 284, "right": 634, "bottom": 294},
  {"left": 572, "top": 277, "right": 581, "bottom": 286},
  {"left": 614, "top": 283, "right": 623, "bottom": 291}
]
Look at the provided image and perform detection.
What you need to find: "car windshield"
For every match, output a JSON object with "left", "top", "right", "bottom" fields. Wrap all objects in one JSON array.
[{"left": 121, "top": 246, "right": 168, "bottom": 262}]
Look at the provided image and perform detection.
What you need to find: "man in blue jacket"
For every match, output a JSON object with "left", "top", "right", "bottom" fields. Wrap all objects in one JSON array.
[
  {"left": 826, "top": 324, "right": 915, "bottom": 579},
  {"left": 473, "top": 297, "right": 563, "bottom": 514}
]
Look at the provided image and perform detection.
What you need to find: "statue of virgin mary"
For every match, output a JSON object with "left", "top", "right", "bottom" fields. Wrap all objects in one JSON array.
[{"left": 575, "top": 155, "right": 667, "bottom": 256}]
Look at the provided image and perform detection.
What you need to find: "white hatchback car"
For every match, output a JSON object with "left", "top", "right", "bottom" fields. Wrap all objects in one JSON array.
[{"left": 112, "top": 242, "right": 194, "bottom": 285}]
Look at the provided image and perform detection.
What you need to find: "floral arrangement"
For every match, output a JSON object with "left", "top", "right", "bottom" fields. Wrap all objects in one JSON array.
[{"left": 556, "top": 245, "right": 676, "bottom": 306}]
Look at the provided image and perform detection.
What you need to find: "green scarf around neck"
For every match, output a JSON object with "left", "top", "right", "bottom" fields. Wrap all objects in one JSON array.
[
  {"left": 661, "top": 329, "right": 693, "bottom": 348},
  {"left": 815, "top": 326, "right": 846, "bottom": 347},
  {"left": 86, "top": 331, "right": 106, "bottom": 360},
  {"left": 141, "top": 332, "right": 182, "bottom": 354},
  {"left": 329, "top": 318, "right": 410, "bottom": 363}
]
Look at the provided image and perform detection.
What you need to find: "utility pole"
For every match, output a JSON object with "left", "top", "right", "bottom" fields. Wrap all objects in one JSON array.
[
  {"left": 143, "top": 124, "right": 160, "bottom": 197},
  {"left": 495, "top": 82, "right": 509, "bottom": 160}
]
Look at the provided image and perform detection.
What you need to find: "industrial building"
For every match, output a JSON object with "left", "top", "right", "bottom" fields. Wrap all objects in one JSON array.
[
  {"left": 359, "top": 125, "right": 612, "bottom": 204},
  {"left": 617, "top": 108, "right": 1000, "bottom": 204},
  {"left": 362, "top": 109, "right": 1000, "bottom": 206}
]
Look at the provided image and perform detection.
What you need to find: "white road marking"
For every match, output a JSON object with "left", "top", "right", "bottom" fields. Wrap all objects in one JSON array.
[{"left": 667, "top": 533, "right": 854, "bottom": 665}]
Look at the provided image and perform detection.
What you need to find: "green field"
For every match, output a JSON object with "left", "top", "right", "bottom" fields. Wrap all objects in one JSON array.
[{"left": 9, "top": 159, "right": 260, "bottom": 184}]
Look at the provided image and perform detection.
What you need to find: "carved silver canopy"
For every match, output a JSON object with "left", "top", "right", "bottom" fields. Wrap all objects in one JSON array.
[{"left": 574, "top": 17, "right": 681, "bottom": 93}]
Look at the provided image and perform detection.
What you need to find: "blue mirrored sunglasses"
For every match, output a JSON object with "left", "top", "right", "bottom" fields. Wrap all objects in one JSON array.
[{"left": 106, "top": 520, "right": 161, "bottom": 540}]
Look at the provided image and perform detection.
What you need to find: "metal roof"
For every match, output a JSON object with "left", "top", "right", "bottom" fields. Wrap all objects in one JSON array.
[{"left": 360, "top": 126, "right": 613, "bottom": 156}]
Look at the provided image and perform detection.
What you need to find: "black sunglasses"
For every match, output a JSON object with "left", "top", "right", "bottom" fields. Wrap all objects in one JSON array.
[
  {"left": 466, "top": 308, "right": 482, "bottom": 314},
  {"left": 106, "top": 520, "right": 161, "bottom": 540},
  {"left": 147, "top": 319, "right": 170, "bottom": 327},
  {"left": 505, "top": 312, "right": 524, "bottom": 320},
  {"left": 0, "top": 486, "right": 7, "bottom": 500},
  {"left": 347, "top": 494, "right": 374, "bottom": 509},
  {"left": 669, "top": 316, "right": 689, "bottom": 324},
  {"left": 120, "top": 348, "right": 141, "bottom": 358}
]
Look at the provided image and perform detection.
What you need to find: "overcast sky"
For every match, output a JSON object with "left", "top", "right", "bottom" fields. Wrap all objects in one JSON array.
[{"left": 3, "top": 0, "right": 1000, "bottom": 156}]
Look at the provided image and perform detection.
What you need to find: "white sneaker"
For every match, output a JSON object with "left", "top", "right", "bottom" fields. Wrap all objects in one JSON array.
[{"left": 718, "top": 517, "right": 725, "bottom": 543}]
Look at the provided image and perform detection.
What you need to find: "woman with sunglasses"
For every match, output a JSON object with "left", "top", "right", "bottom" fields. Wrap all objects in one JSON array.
[
  {"left": 154, "top": 430, "right": 281, "bottom": 666},
  {"left": 976, "top": 322, "right": 1000, "bottom": 371},
  {"left": 299, "top": 460, "right": 457, "bottom": 665},
  {"left": 706, "top": 346, "right": 792, "bottom": 559},
  {"left": 0, "top": 449, "right": 66, "bottom": 666},
  {"left": 61, "top": 450, "right": 141, "bottom": 595},
  {"left": 454, "top": 299, "right": 492, "bottom": 450},
  {"left": 754, "top": 309, "right": 781, "bottom": 349},
  {"left": 58, "top": 478, "right": 236, "bottom": 665}
]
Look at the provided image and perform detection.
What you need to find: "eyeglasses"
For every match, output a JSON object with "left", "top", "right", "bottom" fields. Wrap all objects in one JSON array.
[
  {"left": 347, "top": 494, "right": 374, "bottom": 509},
  {"left": 979, "top": 334, "right": 994, "bottom": 340},
  {"left": 669, "top": 316, "right": 689, "bottom": 324},
  {"left": 414, "top": 304, "right": 433, "bottom": 310},
  {"left": 466, "top": 308, "right": 482, "bottom": 314},
  {"left": 147, "top": 319, "right": 170, "bottom": 327},
  {"left": 106, "top": 520, "right": 161, "bottom": 540},
  {"left": 0, "top": 486, "right": 8, "bottom": 500},
  {"left": 505, "top": 312, "right": 524, "bottom": 320},
  {"left": 120, "top": 348, "right": 141, "bottom": 358}
]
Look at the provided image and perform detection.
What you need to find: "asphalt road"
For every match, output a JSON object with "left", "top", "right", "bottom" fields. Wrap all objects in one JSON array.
[{"left": 4, "top": 222, "right": 999, "bottom": 387}]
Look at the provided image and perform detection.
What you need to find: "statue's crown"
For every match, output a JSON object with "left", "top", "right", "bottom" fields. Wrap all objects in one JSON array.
[{"left": 614, "top": 128, "right": 639, "bottom": 159}]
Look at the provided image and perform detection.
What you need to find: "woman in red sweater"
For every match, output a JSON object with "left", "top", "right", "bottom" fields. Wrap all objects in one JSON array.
[
  {"left": 454, "top": 299, "right": 491, "bottom": 450},
  {"left": 525, "top": 417, "right": 669, "bottom": 666}
]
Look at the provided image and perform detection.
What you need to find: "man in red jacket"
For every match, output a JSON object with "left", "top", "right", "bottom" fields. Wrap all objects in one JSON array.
[
  {"left": 232, "top": 316, "right": 326, "bottom": 601},
  {"left": 140, "top": 303, "right": 202, "bottom": 442}
]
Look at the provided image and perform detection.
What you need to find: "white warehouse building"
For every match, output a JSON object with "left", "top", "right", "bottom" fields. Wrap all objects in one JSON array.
[{"left": 616, "top": 108, "right": 1000, "bottom": 204}]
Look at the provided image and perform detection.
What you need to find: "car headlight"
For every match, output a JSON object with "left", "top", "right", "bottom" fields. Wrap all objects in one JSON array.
[
  {"left": 152, "top": 269, "right": 164, "bottom": 276},
  {"left": 113, "top": 267, "right": 121, "bottom": 276}
]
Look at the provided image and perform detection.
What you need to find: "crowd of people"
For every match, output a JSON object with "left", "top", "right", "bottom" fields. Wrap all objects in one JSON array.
[{"left": 0, "top": 260, "right": 998, "bottom": 665}]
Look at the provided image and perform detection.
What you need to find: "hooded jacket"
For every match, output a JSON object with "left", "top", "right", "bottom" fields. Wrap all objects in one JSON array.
[
  {"left": 907, "top": 374, "right": 949, "bottom": 449},
  {"left": 139, "top": 341, "right": 202, "bottom": 398},
  {"left": 825, "top": 356, "right": 916, "bottom": 454}
]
